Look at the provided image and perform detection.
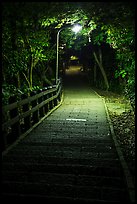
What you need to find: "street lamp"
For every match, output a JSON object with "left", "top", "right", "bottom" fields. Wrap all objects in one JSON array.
[
  {"left": 56, "top": 24, "right": 82, "bottom": 84},
  {"left": 71, "top": 24, "right": 82, "bottom": 34}
]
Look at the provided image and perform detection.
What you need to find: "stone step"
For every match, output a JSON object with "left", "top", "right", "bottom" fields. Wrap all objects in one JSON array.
[
  {"left": 6, "top": 141, "right": 116, "bottom": 151},
  {"left": 2, "top": 193, "right": 125, "bottom": 203},
  {"left": 19, "top": 138, "right": 113, "bottom": 145},
  {"left": 6, "top": 144, "right": 116, "bottom": 154},
  {"left": 2, "top": 162, "right": 124, "bottom": 177},
  {"left": 3, "top": 171, "right": 126, "bottom": 189},
  {"left": 2, "top": 181, "right": 129, "bottom": 202},
  {"left": 3, "top": 156, "right": 121, "bottom": 169},
  {"left": 3, "top": 149, "right": 118, "bottom": 159}
]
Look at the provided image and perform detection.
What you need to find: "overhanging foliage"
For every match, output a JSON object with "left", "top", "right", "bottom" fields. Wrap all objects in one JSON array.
[{"left": 2, "top": 2, "right": 135, "bottom": 109}]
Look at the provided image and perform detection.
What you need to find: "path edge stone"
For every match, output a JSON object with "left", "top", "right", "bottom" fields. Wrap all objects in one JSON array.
[{"left": 93, "top": 89, "right": 135, "bottom": 203}]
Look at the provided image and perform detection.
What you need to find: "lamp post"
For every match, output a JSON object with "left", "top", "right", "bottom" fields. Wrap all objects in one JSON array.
[
  {"left": 56, "top": 27, "right": 64, "bottom": 85},
  {"left": 56, "top": 24, "right": 82, "bottom": 85}
]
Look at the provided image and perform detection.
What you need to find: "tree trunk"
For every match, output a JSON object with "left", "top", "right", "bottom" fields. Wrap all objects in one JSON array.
[
  {"left": 93, "top": 49, "right": 109, "bottom": 90},
  {"left": 93, "top": 63, "right": 97, "bottom": 85},
  {"left": 17, "top": 72, "right": 21, "bottom": 89},
  {"left": 9, "top": 15, "right": 17, "bottom": 51}
]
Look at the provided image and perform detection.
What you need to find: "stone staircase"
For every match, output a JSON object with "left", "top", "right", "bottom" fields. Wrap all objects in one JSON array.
[
  {"left": 2, "top": 66, "right": 132, "bottom": 202},
  {"left": 2, "top": 118, "right": 130, "bottom": 202}
]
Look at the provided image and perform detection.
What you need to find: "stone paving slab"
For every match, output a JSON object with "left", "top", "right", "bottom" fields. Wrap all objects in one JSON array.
[{"left": 2, "top": 66, "right": 131, "bottom": 202}]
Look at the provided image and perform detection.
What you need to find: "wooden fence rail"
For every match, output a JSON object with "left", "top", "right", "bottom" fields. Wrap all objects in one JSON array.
[{"left": 2, "top": 80, "right": 62, "bottom": 151}]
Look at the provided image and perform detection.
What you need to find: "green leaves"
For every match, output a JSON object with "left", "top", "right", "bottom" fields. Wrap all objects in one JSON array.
[
  {"left": 115, "top": 69, "right": 127, "bottom": 79},
  {"left": 2, "top": 2, "right": 135, "bottom": 107},
  {"left": 41, "top": 17, "right": 57, "bottom": 27}
]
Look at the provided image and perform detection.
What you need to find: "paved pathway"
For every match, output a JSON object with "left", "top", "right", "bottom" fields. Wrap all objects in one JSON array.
[{"left": 2, "top": 66, "right": 131, "bottom": 202}]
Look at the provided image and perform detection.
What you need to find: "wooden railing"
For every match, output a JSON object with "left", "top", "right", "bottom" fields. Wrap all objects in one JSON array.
[{"left": 2, "top": 80, "right": 62, "bottom": 151}]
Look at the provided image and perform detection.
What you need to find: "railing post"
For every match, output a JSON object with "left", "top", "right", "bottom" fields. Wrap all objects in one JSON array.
[
  {"left": 37, "top": 89, "right": 44, "bottom": 118},
  {"left": 30, "top": 91, "right": 39, "bottom": 125},
  {"left": 43, "top": 87, "right": 49, "bottom": 114},
  {"left": 8, "top": 95, "right": 21, "bottom": 143},
  {"left": 21, "top": 93, "right": 31, "bottom": 132},
  {"left": 48, "top": 86, "right": 54, "bottom": 110},
  {"left": 2, "top": 110, "right": 9, "bottom": 151}
]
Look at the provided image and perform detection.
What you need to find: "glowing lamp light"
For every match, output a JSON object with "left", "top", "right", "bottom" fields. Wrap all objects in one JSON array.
[
  {"left": 56, "top": 23, "right": 82, "bottom": 84},
  {"left": 71, "top": 24, "right": 82, "bottom": 34}
]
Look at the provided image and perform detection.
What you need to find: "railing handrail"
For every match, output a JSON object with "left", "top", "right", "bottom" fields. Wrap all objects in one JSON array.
[
  {"left": 2, "top": 80, "right": 62, "bottom": 151},
  {"left": 2, "top": 81, "right": 60, "bottom": 112}
]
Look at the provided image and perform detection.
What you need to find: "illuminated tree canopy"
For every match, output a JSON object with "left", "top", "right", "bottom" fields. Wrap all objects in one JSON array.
[{"left": 2, "top": 2, "right": 135, "bottom": 110}]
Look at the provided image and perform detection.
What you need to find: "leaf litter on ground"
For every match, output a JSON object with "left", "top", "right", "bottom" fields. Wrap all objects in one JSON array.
[{"left": 94, "top": 88, "right": 135, "bottom": 184}]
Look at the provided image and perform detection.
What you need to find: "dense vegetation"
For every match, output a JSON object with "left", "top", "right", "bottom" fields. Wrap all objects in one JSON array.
[{"left": 2, "top": 2, "right": 135, "bottom": 111}]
